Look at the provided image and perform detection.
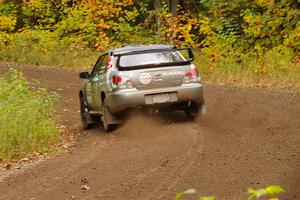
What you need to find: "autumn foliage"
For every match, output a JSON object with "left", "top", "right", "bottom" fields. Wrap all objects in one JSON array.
[{"left": 0, "top": 0, "right": 299, "bottom": 90}]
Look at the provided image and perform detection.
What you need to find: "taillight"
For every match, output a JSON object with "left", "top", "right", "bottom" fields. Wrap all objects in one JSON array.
[
  {"left": 183, "top": 68, "right": 201, "bottom": 83},
  {"left": 112, "top": 75, "right": 122, "bottom": 83},
  {"left": 111, "top": 75, "right": 133, "bottom": 89},
  {"left": 185, "top": 68, "right": 198, "bottom": 77}
]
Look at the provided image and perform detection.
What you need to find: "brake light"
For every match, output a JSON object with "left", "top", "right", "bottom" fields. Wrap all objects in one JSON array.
[
  {"left": 183, "top": 68, "right": 201, "bottom": 83},
  {"left": 112, "top": 75, "right": 122, "bottom": 83},
  {"left": 111, "top": 75, "right": 133, "bottom": 89},
  {"left": 185, "top": 68, "right": 199, "bottom": 77}
]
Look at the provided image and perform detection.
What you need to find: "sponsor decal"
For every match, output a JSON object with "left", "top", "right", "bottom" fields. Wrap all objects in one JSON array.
[
  {"left": 139, "top": 72, "right": 152, "bottom": 84},
  {"left": 161, "top": 71, "right": 185, "bottom": 76},
  {"left": 154, "top": 73, "right": 162, "bottom": 82}
]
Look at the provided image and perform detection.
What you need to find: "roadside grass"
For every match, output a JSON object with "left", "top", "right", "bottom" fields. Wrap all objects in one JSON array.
[
  {"left": 194, "top": 47, "right": 300, "bottom": 93},
  {"left": 0, "top": 32, "right": 299, "bottom": 93},
  {"left": 0, "top": 69, "right": 60, "bottom": 162},
  {"left": 0, "top": 30, "right": 98, "bottom": 71}
]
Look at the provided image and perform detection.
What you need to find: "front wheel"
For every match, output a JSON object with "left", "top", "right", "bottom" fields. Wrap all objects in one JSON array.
[
  {"left": 80, "top": 96, "right": 93, "bottom": 129},
  {"left": 101, "top": 100, "right": 116, "bottom": 133}
]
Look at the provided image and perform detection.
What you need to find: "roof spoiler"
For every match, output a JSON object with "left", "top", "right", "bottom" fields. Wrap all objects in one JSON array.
[
  {"left": 113, "top": 47, "right": 193, "bottom": 59},
  {"left": 114, "top": 47, "right": 195, "bottom": 70}
]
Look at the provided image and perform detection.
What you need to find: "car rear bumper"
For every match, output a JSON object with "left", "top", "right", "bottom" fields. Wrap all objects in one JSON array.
[{"left": 106, "top": 83, "right": 204, "bottom": 113}]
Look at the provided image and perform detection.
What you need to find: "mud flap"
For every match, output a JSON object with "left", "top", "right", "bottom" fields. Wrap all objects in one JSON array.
[
  {"left": 106, "top": 108, "right": 124, "bottom": 125},
  {"left": 85, "top": 114, "right": 95, "bottom": 124}
]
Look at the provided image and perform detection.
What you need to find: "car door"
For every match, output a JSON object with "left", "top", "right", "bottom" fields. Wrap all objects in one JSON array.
[
  {"left": 90, "top": 53, "right": 111, "bottom": 111},
  {"left": 85, "top": 58, "right": 101, "bottom": 108},
  {"left": 93, "top": 53, "right": 110, "bottom": 111},
  {"left": 89, "top": 55, "right": 104, "bottom": 110}
]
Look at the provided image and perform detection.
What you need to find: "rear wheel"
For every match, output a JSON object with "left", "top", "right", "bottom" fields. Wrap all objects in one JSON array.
[
  {"left": 101, "top": 100, "right": 116, "bottom": 133},
  {"left": 184, "top": 101, "right": 200, "bottom": 120},
  {"left": 184, "top": 108, "right": 193, "bottom": 119},
  {"left": 80, "top": 96, "right": 93, "bottom": 129}
]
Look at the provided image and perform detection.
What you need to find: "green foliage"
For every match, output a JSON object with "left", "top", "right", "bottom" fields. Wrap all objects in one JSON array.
[
  {"left": 174, "top": 188, "right": 215, "bottom": 200},
  {"left": 175, "top": 188, "right": 196, "bottom": 200},
  {"left": 241, "top": 0, "right": 300, "bottom": 51},
  {"left": 194, "top": 32, "right": 300, "bottom": 92},
  {"left": 199, "top": 196, "right": 216, "bottom": 200},
  {"left": 199, "top": 0, "right": 300, "bottom": 51},
  {"left": 0, "top": 30, "right": 97, "bottom": 70},
  {"left": 0, "top": 15, "right": 15, "bottom": 31},
  {"left": 248, "top": 185, "right": 285, "bottom": 200},
  {"left": 0, "top": 69, "right": 60, "bottom": 161},
  {"left": 0, "top": 0, "right": 299, "bottom": 91},
  {"left": 0, "top": 0, "right": 298, "bottom": 51},
  {"left": 174, "top": 185, "right": 284, "bottom": 200}
]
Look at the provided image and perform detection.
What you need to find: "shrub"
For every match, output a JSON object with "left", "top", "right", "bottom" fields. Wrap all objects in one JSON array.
[
  {"left": 194, "top": 33, "right": 300, "bottom": 92},
  {"left": 0, "top": 30, "right": 97, "bottom": 70},
  {"left": 0, "top": 69, "right": 60, "bottom": 161}
]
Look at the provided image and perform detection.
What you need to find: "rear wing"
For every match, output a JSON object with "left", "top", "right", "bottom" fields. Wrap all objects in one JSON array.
[{"left": 113, "top": 47, "right": 194, "bottom": 71}]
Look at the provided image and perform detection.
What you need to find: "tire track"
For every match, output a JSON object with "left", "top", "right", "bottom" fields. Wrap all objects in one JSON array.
[
  {"left": 145, "top": 124, "right": 205, "bottom": 200},
  {"left": 81, "top": 123, "right": 204, "bottom": 200}
]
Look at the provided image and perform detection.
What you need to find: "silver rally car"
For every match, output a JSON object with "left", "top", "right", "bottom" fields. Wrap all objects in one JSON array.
[{"left": 79, "top": 44, "right": 205, "bottom": 132}]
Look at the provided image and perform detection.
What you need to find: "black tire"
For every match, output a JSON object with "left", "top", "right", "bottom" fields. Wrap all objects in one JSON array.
[
  {"left": 184, "top": 108, "right": 194, "bottom": 120},
  {"left": 184, "top": 101, "right": 200, "bottom": 120},
  {"left": 80, "top": 96, "right": 93, "bottom": 129},
  {"left": 101, "top": 100, "right": 116, "bottom": 133}
]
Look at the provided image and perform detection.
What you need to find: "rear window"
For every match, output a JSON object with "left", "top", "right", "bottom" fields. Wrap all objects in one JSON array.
[{"left": 119, "top": 51, "right": 185, "bottom": 68}]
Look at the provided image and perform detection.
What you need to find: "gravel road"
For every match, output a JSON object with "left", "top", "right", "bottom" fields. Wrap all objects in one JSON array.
[{"left": 0, "top": 66, "right": 299, "bottom": 200}]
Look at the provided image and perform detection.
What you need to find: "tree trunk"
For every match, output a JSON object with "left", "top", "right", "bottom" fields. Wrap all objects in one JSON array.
[
  {"left": 154, "top": 0, "right": 162, "bottom": 10},
  {"left": 14, "top": 0, "right": 24, "bottom": 31},
  {"left": 170, "top": 0, "right": 179, "bottom": 17},
  {"left": 167, "top": 0, "right": 180, "bottom": 43},
  {"left": 154, "top": 0, "right": 162, "bottom": 43}
]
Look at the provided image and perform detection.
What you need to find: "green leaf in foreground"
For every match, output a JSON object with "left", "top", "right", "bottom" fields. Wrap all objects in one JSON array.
[
  {"left": 265, "top": 185, "right": 285, "bottom": 195},
  {"left": 199, "top": 196, "right": 216, "bottom": 200},
  {"left": 175, "top": 188, "right": 196, "bottom": 200},
  {"left": 248, "top": 185, "right": 285, "bottom": 200}
]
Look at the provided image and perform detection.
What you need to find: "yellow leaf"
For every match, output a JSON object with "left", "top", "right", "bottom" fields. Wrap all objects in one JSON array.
[{"left": 283, "top": 38, "right": 290, "bottom": 46}]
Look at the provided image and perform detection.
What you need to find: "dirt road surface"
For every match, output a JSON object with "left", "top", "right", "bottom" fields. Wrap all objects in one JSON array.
[{"left": 0, "top": 66, "right": 299, "bottom": 200}]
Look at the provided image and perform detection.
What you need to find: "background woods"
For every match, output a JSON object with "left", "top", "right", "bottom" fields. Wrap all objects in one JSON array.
[{"left": 0, "top": 0, "right": 299, "bottom": 91}]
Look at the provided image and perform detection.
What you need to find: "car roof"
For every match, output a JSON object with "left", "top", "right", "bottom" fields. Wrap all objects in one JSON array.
[{"left": 112, "top": 44, "right": 175, "bottom": 55}]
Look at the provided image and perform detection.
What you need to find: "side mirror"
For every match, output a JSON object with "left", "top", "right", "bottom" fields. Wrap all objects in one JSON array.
[{"left": 79, "top": 72, "right": 90, "bottom": 79}]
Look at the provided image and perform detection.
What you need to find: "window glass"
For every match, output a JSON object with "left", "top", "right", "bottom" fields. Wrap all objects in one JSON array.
[
  {"left": 91, "top": 56, "right": 104, "bottom": 77},
  {"left": 103, "top": 54, "right": 110, "bottom": 67},
  {"left": 99, "top": 54, "right": 110, "bottom": 74},
  {"left": 119, "top": 51, "right": 185, "bottom": 68}
]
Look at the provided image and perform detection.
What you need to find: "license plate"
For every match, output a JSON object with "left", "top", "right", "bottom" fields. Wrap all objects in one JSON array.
[{"left": 152, "top": 93, "right": 170, "bottom": 104}]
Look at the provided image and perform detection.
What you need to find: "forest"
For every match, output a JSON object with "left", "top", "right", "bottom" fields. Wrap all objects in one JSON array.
[{"left": 0, "top": 0, "right": 299, "bottom": 91}]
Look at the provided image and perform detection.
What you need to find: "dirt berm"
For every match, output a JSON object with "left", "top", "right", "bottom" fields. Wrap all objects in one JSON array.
[{"left": 0, "top": 66, "right": 299, "bottom": 200}]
